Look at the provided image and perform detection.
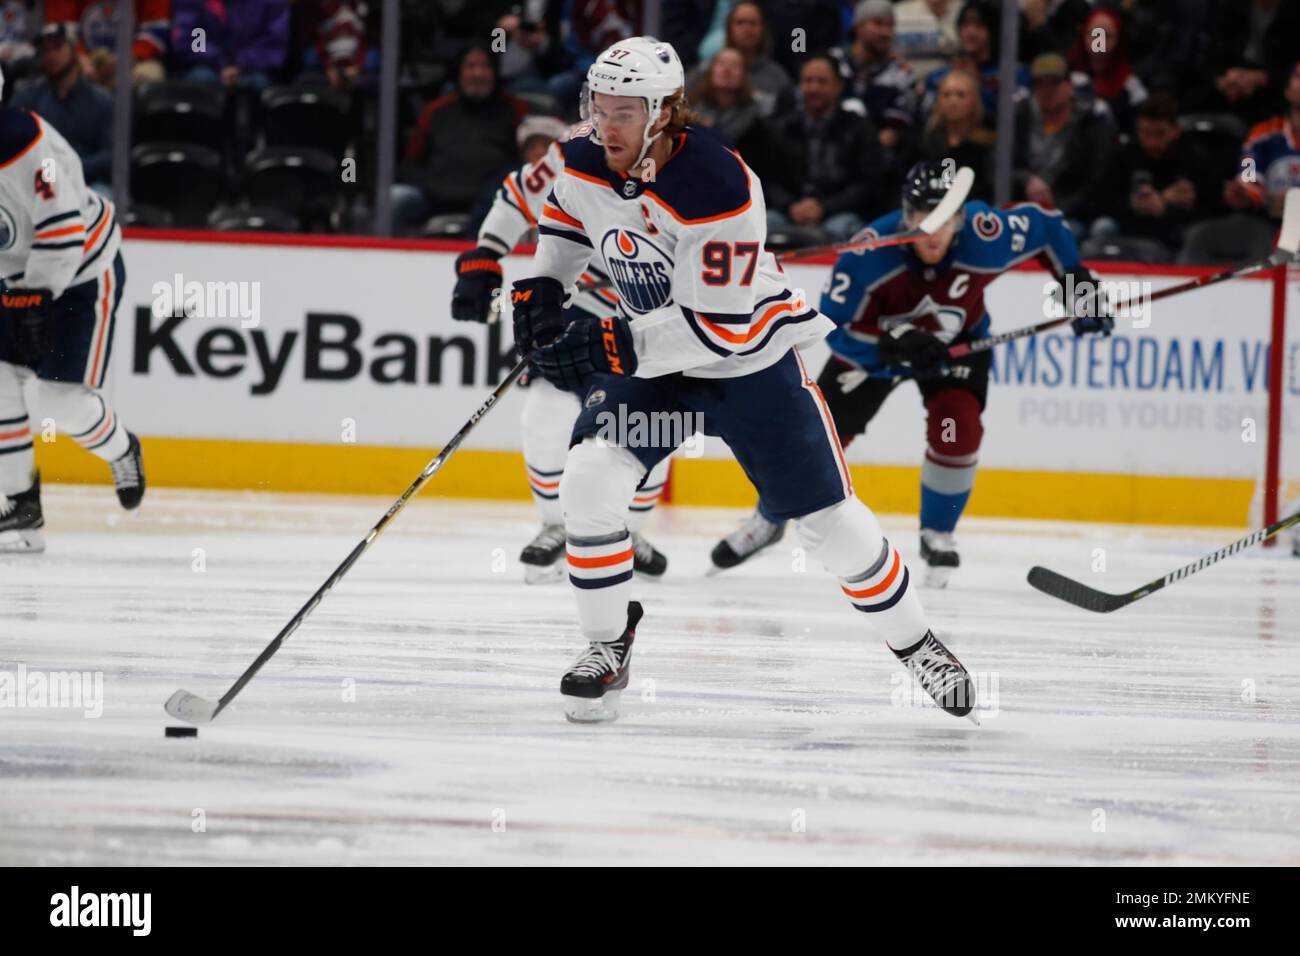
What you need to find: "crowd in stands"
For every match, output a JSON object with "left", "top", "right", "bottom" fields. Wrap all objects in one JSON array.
[
  {"left": 421, "top": 0, "right": 1300, "bottom": 264},
  {"left": 1, "top": 1, "right": 1297, "bottom": 260}
]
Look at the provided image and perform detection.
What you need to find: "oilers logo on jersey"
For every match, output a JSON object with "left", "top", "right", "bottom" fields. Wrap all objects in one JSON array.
[{"left": 600, "top": 229, "right": 673, "bottom": 314}]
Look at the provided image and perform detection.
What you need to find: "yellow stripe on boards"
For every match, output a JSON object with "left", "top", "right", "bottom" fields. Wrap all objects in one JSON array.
[{"left": 35, "top": 436, "right": 1255, "bottom": 526}]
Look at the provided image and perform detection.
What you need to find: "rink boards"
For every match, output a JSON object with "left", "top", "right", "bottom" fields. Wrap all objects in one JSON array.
[{"left": 30, "top": 232, "right": 1300, "bottom": 526}]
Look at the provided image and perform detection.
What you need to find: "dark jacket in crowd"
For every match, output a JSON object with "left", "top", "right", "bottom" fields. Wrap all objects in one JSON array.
[
  {"left": 1012, "top": 91, "right": 1118, "bottom": 220},
  {"left": 757, "top": 105, "right": 884, "bottom": 218},
  {"left": 1094, "top": 135, "right": 1226, "bottom": 243},
  {"left": 11, "top": 75, "right": 113, "bottom": 184},
  {"left": 399, "top": 47, "right": 526, "bottom": 211}
]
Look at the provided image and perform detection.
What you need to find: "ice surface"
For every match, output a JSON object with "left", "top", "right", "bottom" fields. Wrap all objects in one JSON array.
[{"left": 2, "top": 486, "right": 1298, "bottom": 865}]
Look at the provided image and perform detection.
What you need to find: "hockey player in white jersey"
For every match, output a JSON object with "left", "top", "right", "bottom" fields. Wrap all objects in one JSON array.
[
  {"left": 0, "top": 89, "right": 143, "bottom": 552},
  {"left": 510, "top": 37, "right": 978, "bottom": 724},
  {"left": 451, "top": 128, "right": 670, "bottom": 583}
]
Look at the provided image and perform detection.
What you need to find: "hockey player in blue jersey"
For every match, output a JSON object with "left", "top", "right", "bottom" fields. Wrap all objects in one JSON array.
[
  {"left": 510, "top": 39, "right": 979, "bottom": 724},
  {"left": 710, "top": 162, "right": 1113, "bottom": 585}
]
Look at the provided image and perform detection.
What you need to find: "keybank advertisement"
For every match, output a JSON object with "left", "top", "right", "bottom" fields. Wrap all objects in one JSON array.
[{"left": 105, "top": 239, "right": 1297, "bottom": 480}]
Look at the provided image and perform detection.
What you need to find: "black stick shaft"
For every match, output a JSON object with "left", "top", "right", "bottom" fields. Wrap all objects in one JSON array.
[{"left": 208, "top": 357, "right": 530, "bottom": 719}]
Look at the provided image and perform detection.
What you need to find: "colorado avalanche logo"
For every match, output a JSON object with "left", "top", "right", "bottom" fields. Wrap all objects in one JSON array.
[
  {"left": 972, "top": 211, "right": 1003, "bottom": 241},
  {"left": 600, "top": 229, "right": 674, "bottom": 315}
]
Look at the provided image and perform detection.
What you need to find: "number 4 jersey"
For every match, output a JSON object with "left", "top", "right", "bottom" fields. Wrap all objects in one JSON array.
[{"left": 531, "top": 125, "right": 831, "bottom": 379}]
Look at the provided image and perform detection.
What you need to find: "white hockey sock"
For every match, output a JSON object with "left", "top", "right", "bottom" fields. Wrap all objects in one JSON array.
[
  {"left": 521, "top": 378, "right": 580, "bottom": 526},
  {"left": 795, "top": 496, "right": 929, "bottom": 650},
  {"left": 37, "top": 381, "right": 130, "bottom": 463},
  {"left": 0, "top": 362, "right": 35, "bottom": 496},
  {"left": 626, "top": 455, "right": 670, "bottom": 534},
  {"left": 561, "top": 438, "right": 646, "bottom": 641}
]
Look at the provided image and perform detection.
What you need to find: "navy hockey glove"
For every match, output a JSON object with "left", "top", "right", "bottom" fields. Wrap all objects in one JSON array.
[
  {"left": 451, "top": 248, "right": 504, "bottom": 323},
  {"left": 0, "top": 287, "right": 53, "bottom": 366},
  {"left": 533, "top": 314, "right": 637, "bottom": 392},
  {"left": 1062, "top": 266, "right": 1114, "bottom": 336},
  {"left": 878, "top": 322, "right": 949, "bottom": 380},
  {"left": 510, "top": 276, "right": 567, "bottom": 356}
]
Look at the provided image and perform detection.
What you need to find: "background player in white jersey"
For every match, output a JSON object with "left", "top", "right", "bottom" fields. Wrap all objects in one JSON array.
[
  {"left": 0, "top": 83, "right": 143, "bottom": 552},
  {"left": 511, "top": 36, "right": 978, "bottom": 724},
  {"left": 450, "top": 125, "right": 670, "bottom": 583}
]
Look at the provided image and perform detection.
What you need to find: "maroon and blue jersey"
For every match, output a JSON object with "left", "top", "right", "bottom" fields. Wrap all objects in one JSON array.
[{"left": 820, "top": 200, "right": 1082, "bottom": 372}]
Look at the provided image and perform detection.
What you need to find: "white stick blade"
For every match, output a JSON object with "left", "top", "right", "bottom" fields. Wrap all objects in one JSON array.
[
  {"left": 165, "top": 690, "right": 219, "bottom": 724},
  {"left": 1278, "top": 188, "right": 1300, "bottom": 256},
  {"left": 920, "top": 166, "right": 975, "bottom": 234}
]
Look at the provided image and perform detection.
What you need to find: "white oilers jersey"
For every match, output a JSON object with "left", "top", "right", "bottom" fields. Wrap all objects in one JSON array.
[
  {"left": 0, "top": 107, "right": 119, "bottom": 298},
  {"left": 532, "top": 124, "right": 832, "bottom": 379},
  {"left": 479, "top": 138, "right": 621, "bottom": 319}
]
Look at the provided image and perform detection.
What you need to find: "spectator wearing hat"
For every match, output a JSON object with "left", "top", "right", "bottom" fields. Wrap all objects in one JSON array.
[
  {"left": 10, "top": 22, "right": 113, "bottom": 195},
  {"left": 392, "top": 43, "right": 527, "bottom": 234},
  {"left": 1012, "top": 52, "right": 1117, "bottom": 228},
  {"left": 293, "top": 1, "right": 379, "bottom": 93},
  {"left": 842, "top": 1, "right": 918, "bottom": 156},
  {"left": 921, "top": 1, "right": 1028, "bottom": 127},
  {"left": 44, "top": 0, "right": 170, "bottom": 88},
  {"left": 760, "top": 53, "right": 884, "bottom": 241}
]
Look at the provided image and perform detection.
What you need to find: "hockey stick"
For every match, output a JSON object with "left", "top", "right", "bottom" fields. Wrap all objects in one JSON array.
[
  {"left": 164, "top": 356, "right": 531, "bottom": 724},
  {"left": 1027, "top": 510, "right": 1300, "bottom": 613},
  {"left": 948, "top": 187, "right": 1300, "bottom": 359},
  {"left": 777, "top": 166, "right": 976, "bottom": 262}
]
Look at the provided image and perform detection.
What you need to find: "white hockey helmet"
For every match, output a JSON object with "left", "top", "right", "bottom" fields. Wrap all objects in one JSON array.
[{"left": 582, "top": 36, "right": 685, "bottom": 168}]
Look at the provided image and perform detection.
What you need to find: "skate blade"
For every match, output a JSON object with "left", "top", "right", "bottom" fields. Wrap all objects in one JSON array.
[
  {"left": 564, "top": 690, "right": 621, "bottom": 723},
  {"left": 923, "top": 565, "right": 953, "bottom": 589},
  {"left": 524, "top": 562, "right": 565, "bottom": 585},
  {"left": 0, "top": 528, "right": 45, "bottom": 553}
]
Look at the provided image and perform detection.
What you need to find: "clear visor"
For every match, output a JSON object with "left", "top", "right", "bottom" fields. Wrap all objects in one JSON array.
[{"left": 582, "top": 85, "right": 653, "bottom": 139}]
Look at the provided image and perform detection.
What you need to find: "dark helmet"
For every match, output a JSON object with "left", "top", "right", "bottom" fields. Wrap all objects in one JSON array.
[{"left": 901, "top": 161, "right": 954, "bottom": 220}]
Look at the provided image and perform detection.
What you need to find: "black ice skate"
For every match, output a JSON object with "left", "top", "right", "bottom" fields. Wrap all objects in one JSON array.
[
  {"left": 0, "top": 472, "right": 45, "bottom": 553},
  {"left": 919, "top": 528, "right": 959, "bottom": 588},
  {"left": 632, "top": 532, "right": 667, "bottom": 577},
  {"left": 708, "top": 509, "right": 785, "bottom": 573},
  {"left": 561, "top": 601, "right": 643, "bottom": 723},
  {"left": 520, "top": 523, "right": 565, "bottom": 584},
  {"left": 892, "top": 630, "right": 978, "bottom": 723},
  {"left": 110, "top": 431, "right": 146, "bottom": 510}
]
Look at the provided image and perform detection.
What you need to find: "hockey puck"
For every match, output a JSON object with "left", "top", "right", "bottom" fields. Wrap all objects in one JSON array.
[{"left": 165, "top": 726, "right": 198, "bottom": 738}]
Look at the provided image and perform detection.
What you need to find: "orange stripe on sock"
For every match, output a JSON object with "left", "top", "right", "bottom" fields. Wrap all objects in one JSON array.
[
  {"left": 567, "top": 547, "right": 634, "bottom": 569},
  {"left": 840, "top": 550, "right": 901, "bottom": 600},
  {"left": 0, "top": 427, "right": 31, "bottom": 441}
]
